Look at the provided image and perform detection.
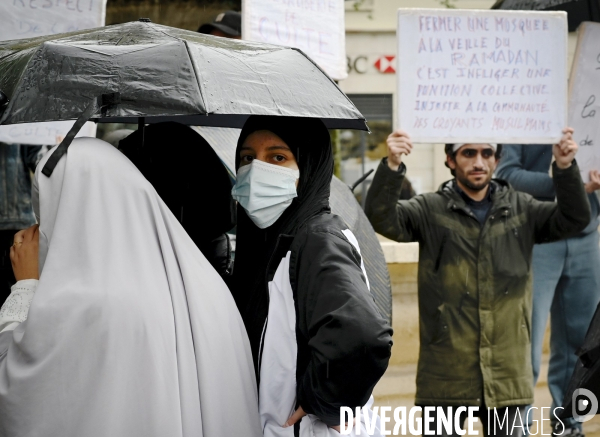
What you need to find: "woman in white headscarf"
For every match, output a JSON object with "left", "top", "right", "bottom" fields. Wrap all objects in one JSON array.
[{"left": 0, "top": 137, "right": 262, "bottom": 437}]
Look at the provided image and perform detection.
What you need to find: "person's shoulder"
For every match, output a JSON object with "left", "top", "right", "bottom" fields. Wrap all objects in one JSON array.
[
  {"left": 494, "top": 179, "right": 536, "bottom": 204},
  {"left": 305, "top": 212, "right": 344, "bottom": 230},
  {"left": 297, "top": 213, "right": 347, "bottom": 238},
  {"left": 293, "top": 213, "right": 355, "bottom": 250},
  {"left": 290, "top": 214, "right": 365, "bottom": 278},
  {"left": 420, "top": 191, "right": 446, "bottom": 202},
  {"left": 423, "top": 181, "right": 458, "bottom": 205}
]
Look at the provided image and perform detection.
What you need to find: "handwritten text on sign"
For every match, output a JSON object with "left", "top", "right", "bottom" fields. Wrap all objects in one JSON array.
[
  {"left": 397, "top": 9, "right": 567, "bottom": 144},
  {"left": 0, "top": 0, "right": 106, "bottom": 145},
  {"left": 0, "top": 0, "right": 106, "bottom": 40},
  {"left": 243, "top": 0, "right": 347, "bottom": 80},
  {"left": 568, "top": 22, "right": 600, "bottom": 183}
]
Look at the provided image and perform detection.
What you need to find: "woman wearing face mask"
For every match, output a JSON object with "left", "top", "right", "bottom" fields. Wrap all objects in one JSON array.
[
  {"left": 0, "top": 138, "right": 261, "bottom": 437},
  {"left": 230, "top": 116, "right": 393, "bottom": 436}
]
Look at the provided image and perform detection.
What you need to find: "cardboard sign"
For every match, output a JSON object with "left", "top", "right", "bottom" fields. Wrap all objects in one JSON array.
[
  {"left": 568, "top": 22, "right": 600, "bottom": 183},
  {"left": 0, "top": 0, "right": 106, "bottom": 145},
  {"left": 0, "top": 0, "right": 106, "bottom": 40},
  {"left": 242, "top": 0, "right": 347, "bottom": 80},
  {"left": 397, "top": 9, "right": 567, "bottom": 144}
]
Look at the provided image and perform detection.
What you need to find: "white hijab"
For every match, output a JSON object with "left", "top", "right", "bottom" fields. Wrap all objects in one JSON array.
[{"left": 0, "top": 138, "right": 262, "bottom": 437}]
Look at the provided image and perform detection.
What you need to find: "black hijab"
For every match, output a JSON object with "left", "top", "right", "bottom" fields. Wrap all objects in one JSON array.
[
  {"left": 119, "top": 122, "right": 236, "bottom": 245},
  {"left": 231, "top": 116, "right": 334, "bottom": 372}
]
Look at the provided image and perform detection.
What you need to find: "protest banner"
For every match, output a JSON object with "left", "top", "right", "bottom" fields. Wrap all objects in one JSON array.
[
  {"left": 568, "top": 22, "right": 600, "bottom": 183},
  {"left": 397, "top": 9, "right": 567, "bottom": 144},
  {"left": 242, "top": 0, "right": 347, "bottom": 80},
  {"left": 0, "top": 0, "right": 106, "bottom": 145}
]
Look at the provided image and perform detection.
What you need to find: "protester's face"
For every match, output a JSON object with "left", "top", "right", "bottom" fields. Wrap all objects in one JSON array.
[
  {"left": 447, "top": 144, "right": 497, "bottom": 192},
  {"left": 209, "top": 29, "right": 241, "bottom": 39},
  {"left": 239, "top": 130, "right": 299, "bottom": 172}
]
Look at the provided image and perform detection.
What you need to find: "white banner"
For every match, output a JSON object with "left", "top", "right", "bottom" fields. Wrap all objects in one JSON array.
[
  {"left": 568, "top": 22, "right": 600, "bottom": 183},
  {"left": 242, "top": 0, "right": 347, "bottom": 81},
  {"left": 0, "top": 0, "right": 107, "bottom": 145},
  {"left": 397, "top": 9, "right": 568, "bottom": 144}
]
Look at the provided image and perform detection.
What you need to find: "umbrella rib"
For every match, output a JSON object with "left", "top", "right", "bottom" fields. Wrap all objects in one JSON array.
[
  {"left": 143, "top": 23, "right": 207, "bottom": 113},
  {"left": 183, "top": 41, "right": 208, "bottom": 115},
  {"left": 114, "top": 35, "right": 127, "bottom": 46},
  {"left": 0, "top": 51, "right": 19, "bottom": 63},
  {"left": 289, "top": 47, "right": 360, "bottom": 116},
  {"left": 144, "top": 23, "right": 181, "bottom": 42}
]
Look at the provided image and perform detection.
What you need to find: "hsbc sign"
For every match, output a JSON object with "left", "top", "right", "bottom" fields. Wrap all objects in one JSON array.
[
  {"left": 347, "top": 55, "right": 396, "bottom": 75},
  {"left": 374, "top": 56, "right": 396, "bottom": 73}
]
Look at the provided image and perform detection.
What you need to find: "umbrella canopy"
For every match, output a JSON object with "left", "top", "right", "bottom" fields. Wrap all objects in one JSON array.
[
  {"left": 492, "top": 0, "right": 600, "bottom": 31},
  {"left": 0, "top": 20, "right": 366, "bottom": 130},
  {"left": 197, "top": 126, "right": 393, "bottom": 324},
  {"left": 561, "top": 303, "right": 600, "bottom": 420}
]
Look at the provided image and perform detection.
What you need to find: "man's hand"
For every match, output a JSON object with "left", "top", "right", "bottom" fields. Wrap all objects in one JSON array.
[
  {"left": 553, "top": 127, "right": 578, "bottom": 169},
  {"left": 10, "top": 225, "right": 40, "bottom": 281},
  {"left": 585, "top": 170, "right": 600, "bottom": 193},
  {"left": 387, "top": 129, "right": 413, "bottom": 171}
]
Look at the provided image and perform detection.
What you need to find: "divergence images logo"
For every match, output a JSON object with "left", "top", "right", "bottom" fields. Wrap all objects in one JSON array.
[{"left": 572, "top": 389, "right": 598, "bottom": 422}]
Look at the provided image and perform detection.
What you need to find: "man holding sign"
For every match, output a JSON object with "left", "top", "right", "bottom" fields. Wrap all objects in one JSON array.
[
  {"left": 496, "top": 143, "right": 600, "bottom": 437},
  {"left": 365, "top": 127, "right": 589, "bottom": 436}
]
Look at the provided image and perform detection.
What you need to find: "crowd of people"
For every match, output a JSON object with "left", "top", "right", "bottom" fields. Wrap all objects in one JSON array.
[{"left": 0, "top": 8, "right": 598, "bottom": 437}]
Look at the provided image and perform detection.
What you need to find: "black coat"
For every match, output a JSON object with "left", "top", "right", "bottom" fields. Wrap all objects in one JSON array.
[{"left": 265, "top": 212, "right": 393, "bottom": 426}]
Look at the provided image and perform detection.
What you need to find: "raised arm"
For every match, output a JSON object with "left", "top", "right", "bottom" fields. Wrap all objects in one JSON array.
[
  {"left": 365, "top": 129, "right": 428, "bottom": 242},
  {"left": 528, "top": 129, "right": 590, "bottom": 242},
  {"left": 495, "top": 144, "right": 556, "bottom": 199}
]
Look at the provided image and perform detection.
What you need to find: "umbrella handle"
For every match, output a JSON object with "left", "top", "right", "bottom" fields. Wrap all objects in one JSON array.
[
  {"left": 349, "top": 169, "right": 374, "bottom": 193},
  {"left": 42, "top": 93, "right": 121, "bottom": 177}
]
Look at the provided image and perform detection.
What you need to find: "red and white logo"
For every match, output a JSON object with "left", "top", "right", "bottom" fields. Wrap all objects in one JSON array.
[{"left": 374, "top": 56, "right": 396, "bottom": 74}]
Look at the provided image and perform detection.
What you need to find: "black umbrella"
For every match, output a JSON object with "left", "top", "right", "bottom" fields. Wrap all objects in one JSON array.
[
  {"left": 198, "top": 126, "right": 393, "bottom": 324},
  {"left": 492, "top": 0, "right": 600, "bottom": 31},
  {"left": 560, "top": 302, "right": 600, "bottom": 420},
  {"left": 0, "top": 20, "right": 366, "bottom": 175}
]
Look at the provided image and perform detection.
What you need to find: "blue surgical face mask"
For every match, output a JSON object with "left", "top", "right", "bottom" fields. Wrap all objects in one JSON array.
[{"left": 231, "top": 159, "right": 300, "bottom": 229}]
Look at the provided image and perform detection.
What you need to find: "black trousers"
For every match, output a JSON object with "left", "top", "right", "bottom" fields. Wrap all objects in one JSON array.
[
  {"left": 0, "top": 230, "right": 17, "bottom": 305},
  {"left": 426, "top": 405, "right": 527, "bottom": 437}
]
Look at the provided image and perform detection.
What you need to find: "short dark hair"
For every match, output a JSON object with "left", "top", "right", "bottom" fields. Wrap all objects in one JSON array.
[{"left": 443, "top": 143, "right": 503, "bottom": 177}]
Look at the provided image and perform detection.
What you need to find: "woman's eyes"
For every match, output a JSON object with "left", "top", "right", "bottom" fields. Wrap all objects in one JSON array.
[{"left": 239, "top": 154, "right": 288, "bottom": 164}]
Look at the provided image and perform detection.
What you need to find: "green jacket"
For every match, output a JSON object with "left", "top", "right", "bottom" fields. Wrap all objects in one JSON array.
[{"left": 365, "top": 159, "right": 590, "bottom": 408}]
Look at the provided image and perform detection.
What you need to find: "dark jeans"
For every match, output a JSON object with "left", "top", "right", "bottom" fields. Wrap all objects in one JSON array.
[
  {"left": 0, "top": 230, "right": 17, "bottom": 305},
  {"left": 427, "top": 405, "right": 527, "bottom": 437},
  {"left": 528, "top": 232, "right": 600, "bottom": 432}
]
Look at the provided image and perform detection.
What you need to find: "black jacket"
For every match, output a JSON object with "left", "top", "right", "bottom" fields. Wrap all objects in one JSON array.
[{"left": 268, "top": 212, "right": 393, "bottom": 426}]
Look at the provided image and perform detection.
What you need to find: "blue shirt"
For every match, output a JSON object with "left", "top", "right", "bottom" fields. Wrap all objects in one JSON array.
[
  {"left": 453, "top": 180, "right": 494, "bottom": 225},
  {"left": 496, "top": 144, "right": 599, "bottom": 235}
]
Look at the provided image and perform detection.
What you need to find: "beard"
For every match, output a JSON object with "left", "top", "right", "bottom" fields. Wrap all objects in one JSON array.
[{"left": 456, "top": 172, "right": 491, "bottom": 192}]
